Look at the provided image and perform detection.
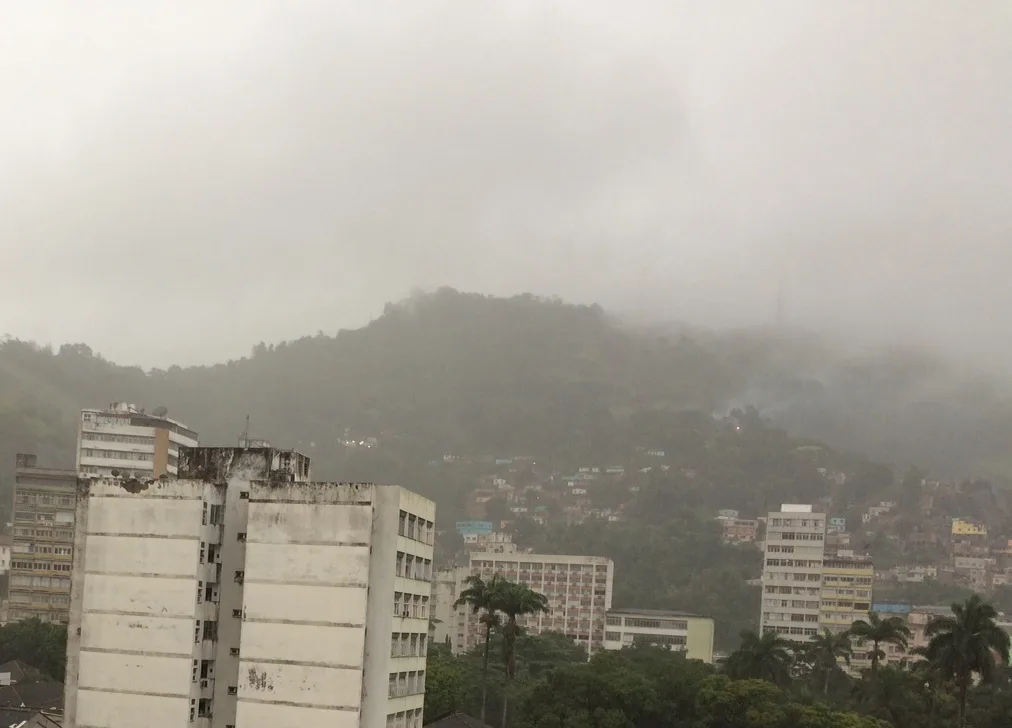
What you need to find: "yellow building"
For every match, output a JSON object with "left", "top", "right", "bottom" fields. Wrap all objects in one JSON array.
[
  {"left": 603, "top": 609, "right": 715, "bottom": 663},
  {"left": 820, "top": 553, "right": 874, "bottom": 672},
  {"left": 951, "top": 519, "right": 987, "bottom": 537}
]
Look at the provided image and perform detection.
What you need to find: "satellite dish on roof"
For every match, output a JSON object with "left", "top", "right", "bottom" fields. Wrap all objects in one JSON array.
[{"left": 152, "top": 406, "right": 168, "bottom": 417}]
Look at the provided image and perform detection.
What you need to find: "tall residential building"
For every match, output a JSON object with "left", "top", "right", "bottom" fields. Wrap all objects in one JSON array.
[
  {"left": 760, "top": 504, "right": 827, "bottom": 642},
  {"left": 76, "top": 402, "right": 199, "bottom": 479},
  {"left": 820, "top": 552, "right": 874, "bottom": 671},
  {"left": 10, "top": 454, "right": 77, "bottom": 624},
  {"left": 603, "top": 608, "right": 715, "bottom": 663},
  {"left": 63, "top": 446, "right": 435, "bottom": 728},
  {"left": 453, "top": 552, "right": 614, "bottom": 657}
]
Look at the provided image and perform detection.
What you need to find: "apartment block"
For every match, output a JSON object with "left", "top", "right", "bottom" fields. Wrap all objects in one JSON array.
[
  {"left": 760, "top": 504, "right": 827, "bottom": 642},
  {"left": 603, "top": 608, "right": 715, "bottom": 663},
  {"left": 820, "top": 552, "right": 874, "bottom": 670},
  {"left": 63, "top": 446, "right": 435, "bottom": 728},
  {"left": 10, "top": 454, "right": 76, "bottom": 624},
  {"left": 76, "top": 402, "right": 198, "bottom": 478},
  {"left": 454, "top": 552, "right": 614, "bottom": 657}
]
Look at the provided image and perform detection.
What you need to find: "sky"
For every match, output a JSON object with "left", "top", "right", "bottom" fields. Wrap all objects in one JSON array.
[{"left": 2, "top": 1, "right": 1011, "bottom": 368}]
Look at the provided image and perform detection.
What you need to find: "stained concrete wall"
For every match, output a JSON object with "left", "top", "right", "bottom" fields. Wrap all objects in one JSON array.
[
  {"left": 235, "top": 482, "right": 375, "bottom": 728},
  {"left": 64, "top": 478, "right": 207, "bottom": 728}
]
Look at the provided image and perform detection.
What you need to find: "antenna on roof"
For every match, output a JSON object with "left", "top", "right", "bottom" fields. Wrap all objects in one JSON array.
[{"left": 239, "top": 415, "right": 250, "bottom": 447}]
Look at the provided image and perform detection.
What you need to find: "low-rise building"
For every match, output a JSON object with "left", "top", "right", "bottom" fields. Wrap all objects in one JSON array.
[
  {"left": 603, "top": 609, "right": 714, "bottom": 663},
  {"left": 718, "top": 516, "right": 759, "bottom": 544}
]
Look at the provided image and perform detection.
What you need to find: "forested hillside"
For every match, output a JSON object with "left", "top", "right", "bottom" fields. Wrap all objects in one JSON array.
[{"left": 2, "top": 288, "right": 1010, "bottom": 484}]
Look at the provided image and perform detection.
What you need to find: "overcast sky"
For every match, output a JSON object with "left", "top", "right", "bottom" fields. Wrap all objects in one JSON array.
[{"left": 3, "top": 1, "right": 1011, "bottom": 368}]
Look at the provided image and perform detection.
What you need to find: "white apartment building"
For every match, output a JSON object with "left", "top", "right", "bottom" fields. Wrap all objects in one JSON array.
[
  {"left": 76, "top": 402, "right": 199, "bottom": 479},
  {"left": 453, "top": 552, "right": 614, "bottom": 657},
  {"left": 760, "top": 504, "right": 827, "bottom": 642},
  {"left": 63, "top": 446, "right": 435, "bottom": 728}
]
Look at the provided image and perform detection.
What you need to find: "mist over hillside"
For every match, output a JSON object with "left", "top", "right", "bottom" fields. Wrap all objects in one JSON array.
[{"left": 2, "top": 289, "right": 1010, "bottom": 485}]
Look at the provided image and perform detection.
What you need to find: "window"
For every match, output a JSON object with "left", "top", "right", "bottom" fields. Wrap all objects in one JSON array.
[
  {"left": 605, "top": 631, "right": 621, "bottom": 641},
  {"left": 232, "top": 609, "right": 243, "bottom": 618},
  {"left": 239, "top": 491, "right": 249, "bottom": 500},
  {"left": 606, "top": 616, "right": 621, "bottom": 626},
  {"left": 237, "top": 532, "right": 247, "bottom": 542},
  {"left": 234, "top": 570, "right": 245, "bottom": 584},
  {"left": 195, "top": 621, "right": 202, "bottom": 643},
  {"left": 209, "top": 505, "right": 224, "bottom": 525},
  {"left": 203, "top": 621, "right": 218, "bottom": 641},
  {"left": 227, "top": 686, "right": 237, "bottom": 695},
  {"left": 632, "top": 634, "right": 686, "bottom": 646},
  {"left": 229, "top": 648, "right": 240, "bottom": 656}
]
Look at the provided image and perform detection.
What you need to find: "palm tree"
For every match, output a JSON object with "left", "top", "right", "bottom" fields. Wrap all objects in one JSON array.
[
  {"left": 849, "top": 613, "right": 912, "bottom": 671},
  {"left": 497, "top": 582, "right": 549, "bottom": 728},
  {"left": 807, "top": 628, "right": 853, "bottom": 693},
  {"left": 924, "top": 594, "right": 1011, "bottom": 728},
  {"left": 454, "top": 574, "right": 506, "bottom": 723},
  {"left": 723, "top": 629, "right": 795, "bottom": 686}
]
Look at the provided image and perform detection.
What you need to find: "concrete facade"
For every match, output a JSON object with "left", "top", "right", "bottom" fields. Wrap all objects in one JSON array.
[
  {"left": 603, "top": 608, "right": 715, "bottom": 663},
  {"left": 76, "top": 403, "right": 198, "bottom": 479},
  {"left": 760, "top": 504, "right": 827, "bottom": 642},
  {"left": 454, "top": 552, "right": 614, "bottom": 657},
  {"left": 63, "top": 447, "right": 434, "bottom": 728},
  {"left": 10, "top": 454, "right": 77, "bottom": 624},
  {"left": 431, "top": 566, "right": 470, "bottom": 647}
]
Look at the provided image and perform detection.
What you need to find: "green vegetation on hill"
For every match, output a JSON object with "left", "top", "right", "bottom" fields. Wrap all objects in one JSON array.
[{"left": 4, "top": 288, "right": 1012, "bottom": 480}]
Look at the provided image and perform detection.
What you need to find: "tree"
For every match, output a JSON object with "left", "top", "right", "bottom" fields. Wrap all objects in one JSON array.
[
  {"left": 848, "top": 613, "right": 911, "bottom": 671},
  {"left": 454, "top": 574, "right": 506, "bottom": 723},
  {"left": 924, "top": 594, "right": 1012, "bottom": 727},
  {"left": 497, "top": 582, "right": 549, "bottom": 727},
  {"left": 807, "top": 628, "right": 853, "bottom": 694},
  {"left": 0, "top": 618, "right": 67, "bottom": 681},
  {"left": 423, "top": 645, "right": 479, "bottom": 722},
  {"left": 723, "top": 630, "right": 794, "bottom": 687}
]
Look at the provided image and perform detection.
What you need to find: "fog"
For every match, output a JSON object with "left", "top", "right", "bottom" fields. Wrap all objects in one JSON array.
[{"left": 2, "top": 1, "right": 1010, "bottom": 368}]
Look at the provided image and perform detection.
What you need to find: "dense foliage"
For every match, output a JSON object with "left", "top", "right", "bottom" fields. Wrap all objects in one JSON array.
[
  {"left": 430, "top": 596, "right": 1012, "bottom": 728},
  {"left": 0, "top": 618, "right": 67, "bottom": 681}
]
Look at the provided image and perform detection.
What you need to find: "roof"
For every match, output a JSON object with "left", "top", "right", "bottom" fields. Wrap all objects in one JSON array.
[
  {"left": 0, "top": 707, "right": 62, "bottom": 728},
  {"left": 608, "top": 608, "right": 708, "bottom": 619},
  {"left": 0, "top": 682, "right": 64, "bottom": 712},
  {"left": 0, "top": 664, "right": 42, "bottom": 684},
  {"left": 424, "top": 712, "right": 494, "bottom": 728}
]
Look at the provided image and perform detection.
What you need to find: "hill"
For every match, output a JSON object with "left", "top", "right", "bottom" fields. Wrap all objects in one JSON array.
[{"left": 2, "top": 287, "right": 1011, "bottom": 489}]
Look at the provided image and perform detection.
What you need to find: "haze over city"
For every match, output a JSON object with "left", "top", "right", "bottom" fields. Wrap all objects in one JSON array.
[{"left": 2, "top": 1, "right": 1011, "bottom": 369}]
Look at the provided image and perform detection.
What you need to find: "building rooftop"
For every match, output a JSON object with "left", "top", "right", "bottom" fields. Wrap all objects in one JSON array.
[
  {"left": 607, "top": 607, "right": 708, "bottom": 619},
  {"left": 0, "top": 707, "right": 62, "bottom": 728}
]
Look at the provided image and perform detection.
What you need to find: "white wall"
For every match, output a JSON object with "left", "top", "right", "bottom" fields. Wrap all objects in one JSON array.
[
  {"left": 64, "top": 478, "right": 206, "bottom": 728},
  {"left": 237, "top": 484, "right": 375, "bottom": 726}
]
